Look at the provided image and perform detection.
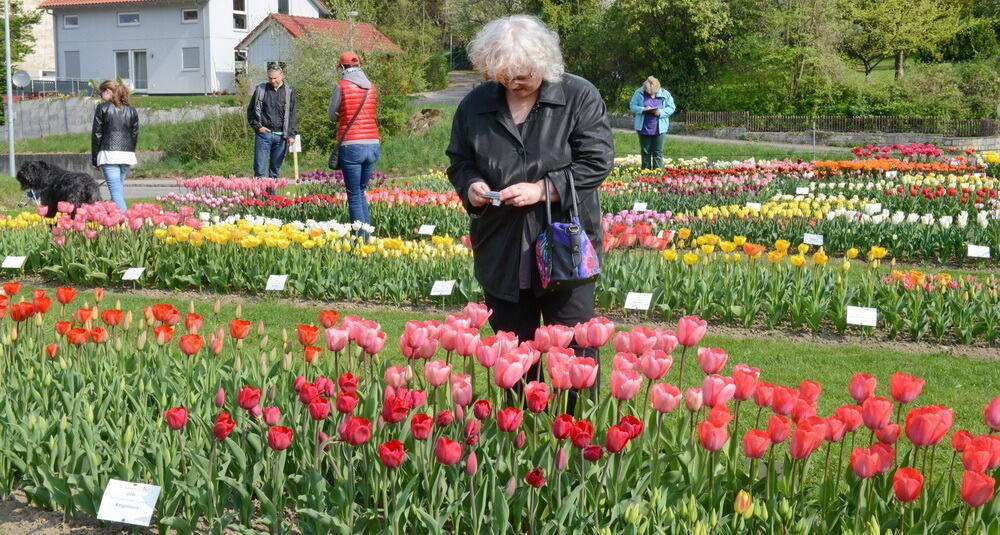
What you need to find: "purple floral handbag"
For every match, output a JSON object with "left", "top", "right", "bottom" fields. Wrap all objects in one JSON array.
[{"left": 535, "top": 171, "right": 601, "bottom": 290}]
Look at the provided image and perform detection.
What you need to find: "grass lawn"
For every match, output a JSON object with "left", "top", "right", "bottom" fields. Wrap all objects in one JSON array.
[{"left": 130, "top": 94, "right": 241, "bottom": 110}]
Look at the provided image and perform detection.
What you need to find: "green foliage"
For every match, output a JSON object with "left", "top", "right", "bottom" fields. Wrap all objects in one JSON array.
[
  {"left": 0, "top": 0, "right": 42, "bottom": 123},
  {"left": 933, "top": 17, "right": 1000, "bottom": 61},
  {"left": 424, "top": 54, "right": 450, "bottom": 90},
  {"left": 159, "top": 113, "right": 248, "bottom": 172}
]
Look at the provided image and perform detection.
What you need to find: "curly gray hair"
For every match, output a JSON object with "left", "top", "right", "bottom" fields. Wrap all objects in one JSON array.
[{"left": 467, "top": 15, "right": 565, "bottom": 83}]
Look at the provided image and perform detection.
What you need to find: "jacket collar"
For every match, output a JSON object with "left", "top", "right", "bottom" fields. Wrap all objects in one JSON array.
[{"left": 476, "top": 77, "right": 566, "bottom": 114}]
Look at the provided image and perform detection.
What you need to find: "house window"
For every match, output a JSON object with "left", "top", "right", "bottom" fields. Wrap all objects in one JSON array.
[
  {"left": 182, "top": 9, "right": 198, "bottom": 23},
  {"left": 182, "top": 47, "right": 201, "bottom": 71},
  {"left": 278, "top": 0, "right": 288, "bottom": 14},
  {"left": 233, "top": 0, "right": 246, "bottom": 30},
  {"left": 118, "top": 12, "right": 140, "bottom": 26},
  {"left": 235, "top": 50, "right": 247, "bottom": 76},
  {"left": 63, "top": 14, "right": 78, "bottom": 28},
  {"left": 64, "top": 51, "right": 80, "bottom": 78}
]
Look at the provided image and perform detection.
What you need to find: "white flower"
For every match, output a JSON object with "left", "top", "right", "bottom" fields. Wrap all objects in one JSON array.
[
  {"left": 938, "top": 216, "right": 953, "bottom": 228},
  {"left": 891, "top": 212, "right": 905, "bottom": 224},
  {"left": 906, "top": 213, "right": 920, "bottom": 224},
  {"left": 920, "top": 214, "right": 934, "bottom": 225}
]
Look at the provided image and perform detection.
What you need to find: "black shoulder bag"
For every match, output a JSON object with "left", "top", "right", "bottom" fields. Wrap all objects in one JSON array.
[{"left": 327, "top": 87, "right": 370, "bottom": 170}]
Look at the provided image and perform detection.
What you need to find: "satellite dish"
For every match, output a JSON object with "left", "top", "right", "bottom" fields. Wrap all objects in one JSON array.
[{"left": 12, "top": 70, "right": 31, "bottom": 88}]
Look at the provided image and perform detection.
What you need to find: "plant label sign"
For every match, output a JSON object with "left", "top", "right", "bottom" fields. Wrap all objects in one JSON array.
[
  {"left": 865, "top": 203, "right": 882, "bottom": 215},
  {"left": 632, "top": 202, "right": 648, "bottom": 212},
  {"left": 803, "top": 233, "right": 824, "bottom": 246},
  {"left": 846, "top": 306, "right": 878, "bottom": 327},
  {"left": 97, "top": 479, "right": 161, "bottom": 526},
  {"left": 430, "top": 280, "right": 456, "bottom": 296},
  {"left": 1, "top": 256, "right": 25, "bottom": 269},
  {"left": 795, "top": 187, "right": 810, "bottom": 195},
  {"left": 417, "top": 224, "right": 436, "bottom": 236},
  {"left": 288, "top": 134, "right": 302, "bottom": 153},
  {"left": 122, "top": 267, "right": 145, "bottom": 281},
  {"left": 265, "top": 275, "right": 288, "bottom": 291},
  {"left": 746, "top": 202, "right": 762, "bottom": 211},
  {"left": 885, "top": 170, "right": 898, "bottom": 179},
  {"left": 623, "top": 292, "right": 653, "bottom": 311},
  {"left": 967, "top": 244, "right": 991, "bottom": 258}
]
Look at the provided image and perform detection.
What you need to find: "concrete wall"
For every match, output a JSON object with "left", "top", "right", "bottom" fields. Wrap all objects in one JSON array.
[
  {"left": 682, "top": 126, "right": 1000, "bottom": 152},
  {"left": 9, "top": 151, "right": 164, "bottom": 178},
  {"left": 3, "top": 97, "right": 241, "bottom": 141}
]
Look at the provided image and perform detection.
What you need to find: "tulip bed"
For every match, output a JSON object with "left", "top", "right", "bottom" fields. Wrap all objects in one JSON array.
[{"left": 1, "top": 284, "right": 998, "bottom": 534}]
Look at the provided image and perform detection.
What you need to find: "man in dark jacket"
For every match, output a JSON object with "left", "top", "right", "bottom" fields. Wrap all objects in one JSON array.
[{"left": 247, "top": 65, "right": 297, "bottom": 179}]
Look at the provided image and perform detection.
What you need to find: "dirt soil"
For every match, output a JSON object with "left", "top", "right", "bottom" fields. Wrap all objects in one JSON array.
[{"left": 0, "top": 491, "right": 129, "bottom": 534}]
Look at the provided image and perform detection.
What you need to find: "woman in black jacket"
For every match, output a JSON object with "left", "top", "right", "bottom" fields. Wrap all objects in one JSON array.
[
  {"left": 446, "top": 15, "right": 614, "bottom": 400},
  {"left": 91, "top": 79, "right": 139, "bottom": 211}
]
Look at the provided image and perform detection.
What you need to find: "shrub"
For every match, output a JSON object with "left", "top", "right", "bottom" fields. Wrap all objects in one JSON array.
[
  {"left": 162, "top": 112, "right": 247, "bottom": 164},
  {"left": 424, "top": 54, "right": 449, "bottom": 91}
]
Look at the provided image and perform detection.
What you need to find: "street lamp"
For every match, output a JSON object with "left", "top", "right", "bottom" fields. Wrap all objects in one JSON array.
[
  {"left": 4, "top": 0, "right": 15, "bottom": 176},
  {"left": 346, "top": 10, "right": 357, "bottom": 50}
]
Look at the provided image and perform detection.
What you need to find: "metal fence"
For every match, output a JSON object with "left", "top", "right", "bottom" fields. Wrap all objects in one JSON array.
[
  {"left": 682, "top": 111, "right": 998, "bottom": 137},
  {"left": 11, "top": 79, "right": 93, "bottom": 97}
]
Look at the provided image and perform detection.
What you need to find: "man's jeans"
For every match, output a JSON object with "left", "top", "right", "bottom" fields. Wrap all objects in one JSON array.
[
  {"left": 253, "top": 131, "right": 288, "bottom": 178},
  {"left": 100, "top": 164, "right": 129, "bottom": 211},
  {"left": 339, "top": 143, "right": 381, "bottom": 227}
]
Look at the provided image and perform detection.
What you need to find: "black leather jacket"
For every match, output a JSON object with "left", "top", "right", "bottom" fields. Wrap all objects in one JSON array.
[
  {"left": 91, "top": 101, "right": 139, "bottom": 165},
  {"left": 446, "top": 74, "right": 614, "bottom": 302}
]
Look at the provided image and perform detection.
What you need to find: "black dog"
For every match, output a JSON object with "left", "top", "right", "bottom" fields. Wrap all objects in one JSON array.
[{"left": 15, "top": 160, "right": 102, "bottom": 216}]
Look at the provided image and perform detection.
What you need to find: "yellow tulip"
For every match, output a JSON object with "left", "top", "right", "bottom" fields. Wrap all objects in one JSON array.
[
  {"left": 846, "top": 247, "right": 859, "bottom": 259},
  {"left": 797, "top": 243, "right": 809, "bottom": 255},
  {"left": 682, "top": 253, "right": 699, "bottom": 265},
  {"left": 662, "top": 249, "right": 678, "bottom": 261},
  {"left": 790, "top": 254, "right": 806, "bottom": 267}
]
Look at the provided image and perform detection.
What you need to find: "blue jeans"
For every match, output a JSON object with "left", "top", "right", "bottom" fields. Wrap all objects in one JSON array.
[
  {"left": 339, "top": 143, "right": 381, "bottom": 227},
  {"left": 100, "top": 164, "right": 129, "bottom": 211},
  {"left": 253, "top": 131, "right": 288, "bottom": 178}
]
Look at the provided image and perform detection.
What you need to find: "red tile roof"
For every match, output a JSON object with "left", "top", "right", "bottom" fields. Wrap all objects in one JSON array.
[
  {"left": 40, "top": 0, "right": 154, "bottom": 6},
  {"left": 236, "top": 14, "right": 404, "bottom": 54}
]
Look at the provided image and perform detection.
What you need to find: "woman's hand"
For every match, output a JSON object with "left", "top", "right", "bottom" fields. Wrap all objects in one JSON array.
[
  {"left": 467, "top": 181, "right": 491, "bottom": 207},
  {"left": 499, "top": 182, "right": 544, "bottom": 207}
]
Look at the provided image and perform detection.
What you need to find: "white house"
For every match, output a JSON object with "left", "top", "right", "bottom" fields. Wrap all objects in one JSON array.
[
  {"left": 235, "top": 13, "right": 403, "bottom": 77},
  {"left": 39, "top": 0, "right": 330, "bottom": 94}
]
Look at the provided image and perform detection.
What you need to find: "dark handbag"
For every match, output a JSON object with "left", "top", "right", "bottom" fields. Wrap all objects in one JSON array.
[
  {"left": 327, "top": 86, "right": 370, "bottom": 170},
  {"left": 534, "top": 170, "right": 601, "bottom": 290}
]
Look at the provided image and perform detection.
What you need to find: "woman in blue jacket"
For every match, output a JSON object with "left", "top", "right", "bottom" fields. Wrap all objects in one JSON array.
[{"left": 629, "top": 76, "right": 675, "bottom": 170}]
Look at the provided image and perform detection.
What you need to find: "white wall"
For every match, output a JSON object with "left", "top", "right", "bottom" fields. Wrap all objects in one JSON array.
[
  {"left": 51, "top": 0, "right": 322, "bottom": 94},
  {"left": 18, "top": 0, "right": 56, "bottom": 79},
  {"left": 245, "top": 26, "right": 295, "bottom": 80}
]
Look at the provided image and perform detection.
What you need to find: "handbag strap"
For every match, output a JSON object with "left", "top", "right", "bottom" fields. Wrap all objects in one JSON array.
[
  {"left": 337, "top": 85, "right": 370, "bottom": 142},
  {"left": 543, "top": 168, "right": 580, "bottom": 225}
]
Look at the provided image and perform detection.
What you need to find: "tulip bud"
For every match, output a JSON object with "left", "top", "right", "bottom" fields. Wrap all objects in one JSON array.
[
  {"left": 778, "top": 498, "right": 792, "bottom": 522},
  {"left": 282, "top": 328, "right": 288, "bottom": 343},
  {"left": 504, "top": 476, "right": 517, "bottom": 497},
  {"left": 10, "top": 326, "right": 17, "bottom": 341},
  {"left": 33, "top": 313, "right": 43, "bottom": 327},
  {"left": 268, "top": 385, "right": 277, "bottom": 400},
  {"left": 465, "top": 451, "right": 478, "bottom": 476},
  {"left": 555, "top": 447, "right": 568, "bottom": 471},
  {"left": 123, "top": 310, "right": 133, "bottom": 330},
  {"left": 624, "top": 504, "right": 642, "bottom": 525},
  {"left": 85, "top": 404, "right": 95, "bottom": 424},
  {"left": 215, "top": 388, "right": 226, "bottom": 407},
  {"left": 43, "top": 372, "right": 52, "bottom": 387},
  {"left": 259, "top": 353, "right": 268, "bottom": 372},
  {"left": 59, "top": 357, "right": 69, "bottom": 370},
  {"left": 235, "top": 303, "right": 242, "bottom": 318},
  {"left": 136, "top": 330, "right": 147, "bottom": 350},
  {"left": 514, "top": 430, "right": 526, "bottom": 449},
  {"left": 283, "top": 352, "right": 292, "bottom": 370},
  {"left": 234, "top": 354, "right": 242, "bottom": 371},
  {"left": 59, "top": 416, "right": 69, "bottom": 431},
  {"left": 755, "top": 500, "right": 768, "bottom": 520},
  {"left": 257, "top": 321, "right": 265, "bottom": 335},
  {"left": 113, "top": 337, "right": 123, "bottom": 351},
  {"left": 734, "top": 490, "right": 753, "bottom": 518},
  {"left": 213, "top": 299, "right": 221, "bottom": 314},
  {"left": 138, "top": 318, "right": 147, "bottom": 331},
  {"left": 123, "top": 424, "right": 135, "bottom": 444},
  {"left": 405, "top": 365, "right": 414, "bottom": 382},
  {"left": 259, "top": 335, "right": 269, "bottom": 349}
]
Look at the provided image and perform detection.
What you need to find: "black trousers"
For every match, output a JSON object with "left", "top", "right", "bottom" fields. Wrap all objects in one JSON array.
[{"left": 485, "top": 283, "right": 599, "bottom": 411}]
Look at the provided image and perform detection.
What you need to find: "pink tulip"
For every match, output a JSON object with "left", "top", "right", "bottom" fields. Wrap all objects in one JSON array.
[
  {"left": 451, "top": 374, "right": 472, "bottom": 407},
  {"left": 676, "top": 315, "right": 707, "bottom": 347},
  {"left": 454, "top": 328, "right": 480, "bottom": 357},
  {"left": 574, "top": 317, "right": 614, "bottom": 348},
  {"left": 798, "top": 380, "right": 821, "bottom": 403},
  {"left": 263, "top": 406, "right": 281, "bottom": 426},
  {"left": 651, "top": 328, "right": 679, "bottom": 354},
  {"left": 651, "top": 383, "right": 681, "bottom": 413},
  {"left": 697, "top": 347, "right": 727, "bottom": 374},
  {"left": 533, "top": 324, "right": 574, "bottom": 352},
  {"left": 685, "top": 387, "right": 703, "bottom": 412},
  {"left": 384, "top": 365, "right": 408, "bottom": 388},
  {"left": 612, "top": 352, "right": 638, "bottom": 372},
  {"left": 638, "top": 350, "right": 672, "bottom": 380},
  {"left": 984, "top": 396, "right": 1000, "bottom": 432},
  {"left": 461, "top": 302, "right": 492, "bottom": 329},
  {"left": 862, "top": 397, "right": 894, "bottom": 430},
  {"left": 701, "top": 374, "right": 736, "bottom": 408},
  {"left": 494, "top": 354, "right": 526, "bottom": 388},
  {"left": 424, "top": 360, "right": 452, "bottom": 387},
  {"left": 732, "top": 363, "right": 760, "bottom": 401},
  {"left": 475, "top": 336, "right": 503, "bottom": 368},
  {"left": 324, "top": 326, "right": 349, "bottom": 352},
  {"left": 610, "top": 368, "right": 643, "bottom": 401},
  {"left": 849, "top": 373, "right": 877, "bottom": 404},
  {"left": 545, "top": 347, "right": 574, "bottom": 390},
  {"left": 612, "top": 326, "right": 656, "bottom": 355},
  {"left": 568, "top": 357, "right": 599, "bottom": 389}
]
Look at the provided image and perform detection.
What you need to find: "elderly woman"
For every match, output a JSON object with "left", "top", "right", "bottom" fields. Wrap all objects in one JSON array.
[
  {"left": 629, "top": 76, "right": 675, "bottom": 170},
  {"left": 447, "top": 15, "right": 614, "bottom": 394}
]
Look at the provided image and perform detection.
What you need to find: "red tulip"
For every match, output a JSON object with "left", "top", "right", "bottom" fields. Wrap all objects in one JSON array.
[
  {"left": 984, "top": 396, "right": 1000, "bottom": 432},
  {"left": 340, "top": 416, "right": 372, "bottom": 446},
  {"left": 619, "top": 415, "right": 644, "bottom": 439},
  {"left": 473, "top": 400, "right": 492, "bottom": 420},
  {"left": 876, "top": 422, "right": 901, "bottom": 444},
  {"left": 303, "top": 345, "right": 322, "bottom": 363},
  {"left": 892, "top": 467, "right": 923, "bottom": 502},
  {"left": 434, "top": 436, "right": 462, "bottom": 465},
  {"left": 953, "top": 430, "right": 974, "bottom": 452},
  {"left": 798, "top": 380, "right": 821, "bottom": 402},
  {"left": 100, "top": 309, "right": 123, "bottom": 327},
  {"left": 229, "top": 319, "right": 251, "bottom": 339},
  {"left": 308, "top": 397, "right": 331, "bottom": 420},
  {"left": 497, "top": 407, "right": 523, "bottom": 432},
  {"left": 164, "top": 407, "right": 188, "bottom": 430},
  {"left": 335, "top": 391, "right": 358, "bottom": 413},
  {"left": 772, "top": 386, "right": 799, "bottom": 416},
  {"left": 708, "top": 406, "right": 732, "bottom": 426},
  {"left": 238, "top": 385, "right": 262, "bottom": 410},
  {"left": 297, "top": 324, "right": 320, "bottom": 346},
  {"left": 961, "top": 470, "right": 995, "bottom": 507},
  {"left": 2, "top": 281, "right": 20, "bottom": 296},
  {"left": 55, "top": 321, "right": 71, "bottom": 335},
  {"left": 410, "top": 413, "right": 432, "bottom": 440},
  {"left": 73, "top": 307, "right": 92, "bottom": 324},
  {"left": 213, "top": 411, "right": 236, "bottom": 440},
  {"left": 753, "top": 382, "right": 774, "bottom": 408},
  {"left": 676, "top": 315, "right": 707, "bottom": 347},
  {"left": 381, "top": 394, "right": 411, "bottom": 424},
  {"left": 743, "top": 429, "right": 770, "bottom": 458},
  {"left": 154, "top": 325, "right": 174, "bottom": 345},
  {"left": 465, "top": 451, "right": 479, "bottom": 475},
  {"left": 55, "top": 286, "right": 76, "bottom": 305},
  {"left": 850, "top": 447, "right": 879, "bottom": 478},
  {"left": 583, "top": 444, "right": 604, "bottom": 461},
  {"left": 524, "top": 381, "right": 550, "bottom": 413},
  {"left": 849, "top": 373, "right": 877, "bottom": 404},
  {"left": 871, "top": 441, "right": 895, "bottom": 474},
  {"left": 904, "top": 405, "right": 953, "bottom": 446},
  {"left": 698, "top": 420, "right": 728, "bottom": 452},
  {"left": 732, "top": 364, "right": 760, "bottom": 401},
  {"left": 834, "top": 404, "right": 864, "bottom": 432},
  {"left": 889, "top": 372, "right": 924, "bottom": 404},
  {"left": 267, "top": 426, "right": 293, "bottom": 450},
  {"left": 263, "top": 406, "right": 281, "bottom": 426},
  {"left": 791, "top": 400, "right": 817, "bottom": 423},
  {"left": 319, "top": 309, "right": 340, "bottom": 328},
  {"left": 32, "top": 296, "right": 51, "bottom": 314},
  {"left": 767, "top": 414, "right": 791, "bottom": 443},
  {"left": 378, "top": 440, "right": 406, "bottom": 468},
  {"left": 552, "top": 414, "right": 575, "bottom": 440},
  {"left": 89, "top": 327, "right": 108, "bottom": 344},
  {"left": 862, "top": 397, "right": 893, "bottom": 430},
  {"left": 789, "top": 418, "right": 825, "bottom": 459},
  {"left": 570, "top": 419, "right": 595, "bottom": 448},
  {"left": 184, "top": 313, "right": 202, "bottom": 334},
  {"left": 45, "top": 343, "right": 58, "bottom": 358},
  {"left": 606, "top": 425, "right": 631, "bottom": 453},
  {"left": 178, "top": 334, "right": 203, "bottom": 355},
  {"left": 436, "top": 410, "right": 454, "bottom": 427},
  {"left": 651, "top": 383, "right": 682, "bottom": 413},
  {"left": 525, "top": 467, "right": 545, "bottom": 488},
  {"left": 66, "top": 327, "right": 88, "bottom": 346}
]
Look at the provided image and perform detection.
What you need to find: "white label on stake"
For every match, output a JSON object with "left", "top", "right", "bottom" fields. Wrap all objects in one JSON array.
[
  {"left": 746, "top": 202, "right": 762, "bottom": 211},
  {"left": 288, "top": 134, "right": 302, "bottom": 153},
  {"left": 795, "top": 187, "right": 810, "bottom": 195},
  {"left": 417, "top": 224, "right": 436, "bottom": 235},
  {"left": 623, "top": 292, "right": 653, "bottom": 311},
  {"left": 803, "top": 233, "right": 824, "bottom": 246},
  {"left": 632, "top": 202, "right": 648, "bottom": 212},
  {"left": 846, "top": 306, "right": 878, "bottom": 327},
  {"left": 885, "top": 170, "right": 898, "bottom": 179},
  {"left": 865, "top": 203, "right": 882, "bottom": 215},
  {"left": 430, "top": 280, "right": 456, "bottom": 296},
  {"left": 968, "top": 244, "right": 991, "bottom": 258},
  {"left": 97, "top": 479, "right": 161, "bottom": 527},
  {"left": 122, "top": 267, "right": 145, "bottom": 281},
  {"left": 2, "top": 256, "right": 25, "bottom": 269},
  {"left": 265, "top": 275, "right": 288, "bottom": 291}
]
